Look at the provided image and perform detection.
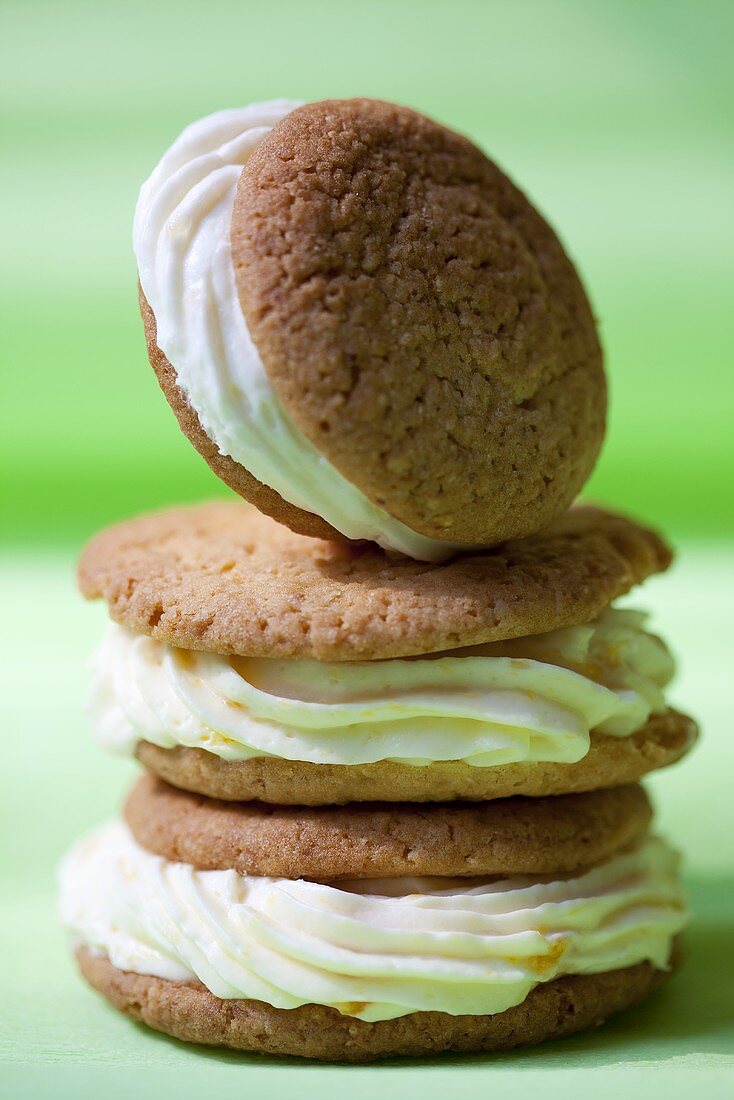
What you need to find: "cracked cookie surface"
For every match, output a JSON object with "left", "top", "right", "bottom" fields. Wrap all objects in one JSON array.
[
  {"left": 78, "top": 501, "right": 670, "bottom": 661},
  {"left": 232, "top": 98, "right": 605, "bottom": 544}
]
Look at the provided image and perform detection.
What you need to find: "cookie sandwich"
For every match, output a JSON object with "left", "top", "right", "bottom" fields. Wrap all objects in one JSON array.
[
  {"left": 77, "top": 502, "right": 695, "bottom": 805},
  {"left": 134, "top": 98, "right": 606, "bottom": 557},
  {"left": 60, "top": 780, "right": 685, "bottom": 1061},
  {"left": 61, "top": 500, "right": 694, "bottom": 1059}
]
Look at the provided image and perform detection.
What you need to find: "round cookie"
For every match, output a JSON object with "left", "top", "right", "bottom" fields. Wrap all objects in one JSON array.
[
  {"left": 231, "top": 98, "right": 605, "bottom": 545},
  {"left": 78, "top": 500, "right": 671, "bottom": 661},
  {"left": 76, "top": 946, "right": 677, "bottom": 1062},
  {"left": 136, "top": 708, "right": 696, "bottom": 805},
  {"left": 125, "top": 774, "right": 652, "bottom": 880}
]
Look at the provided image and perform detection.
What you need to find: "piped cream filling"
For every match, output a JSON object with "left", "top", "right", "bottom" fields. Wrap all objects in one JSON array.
[
  {"left": 59, "top": 823, "right": 686, "bottom": 1021},
  {"left": 133, "top": 99, "right": 471, "bottom": 561},
  {"left": 88, "top": 607, "right": 674, "bottom": 768}
]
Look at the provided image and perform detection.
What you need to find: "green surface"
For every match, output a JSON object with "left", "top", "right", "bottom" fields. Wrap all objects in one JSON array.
[{"left": 2, "top": 0, "right": 733, "bottom": 1095}]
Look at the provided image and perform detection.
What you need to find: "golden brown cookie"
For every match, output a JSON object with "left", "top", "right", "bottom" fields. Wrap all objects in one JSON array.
[
  {"left": 124, "top": 773, "right": 652, "bottom": 879},
  {"left": 76, "top": 945, "right": 677, "bottom": 1062},
  {"left": 135, "top": 709, "right": 695, "bottom": 805},
  {"left": 231, "top": 98, "right": 605, "bottom": 546},
  {"left": 78, "top": 501, "right": 670, "bottom": 661}
]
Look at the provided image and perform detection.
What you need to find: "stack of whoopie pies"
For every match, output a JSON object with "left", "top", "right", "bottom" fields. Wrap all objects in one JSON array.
[{"left": 60, "top": 99, "right": 696, "bottom": 1062}]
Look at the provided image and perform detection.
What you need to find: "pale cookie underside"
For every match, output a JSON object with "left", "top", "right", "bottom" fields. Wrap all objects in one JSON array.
[
  {"left": 135, "top": 709, "right": 696, "bottom": 806},
  {"left": 76, "top": 946, "right": 677, "bottom": 1063},
  {"left": 124, "top": 774, "right": 652, "bottom": 880},
  {"left": 232, "top": 98, "right": 606, "bottom": 545},
  {"left": 78, "top": 500, "right": 671, "bottom": 660}
]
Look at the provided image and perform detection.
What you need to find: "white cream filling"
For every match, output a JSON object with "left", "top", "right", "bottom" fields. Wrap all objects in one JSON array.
[
  {"left": 88, "top": 607, "right": 674, "bottom": 767},
  {"left": 59, "top": 823, "right": 686, "bottom": 1021},
  {"left": 133, "top": 100, "right": 469, "bottom": 561}
]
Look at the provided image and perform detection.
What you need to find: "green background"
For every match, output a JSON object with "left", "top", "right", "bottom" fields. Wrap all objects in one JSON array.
[{"left": 1, "top": 0, "right": 732, "bottom": 1096}]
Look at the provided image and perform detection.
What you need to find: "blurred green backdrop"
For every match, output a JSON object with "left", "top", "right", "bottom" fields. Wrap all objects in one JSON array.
[{"left": 2, "top": 0, "right": 732, "bottom": 545}]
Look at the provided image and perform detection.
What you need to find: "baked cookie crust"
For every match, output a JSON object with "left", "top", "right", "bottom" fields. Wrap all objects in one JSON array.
[
  {"left": 76, "top": 946, "right": 677, "bottom": 1062},
  {"left": 135, "top": 709, "right": 696, "bottom": 805},
  {"left": 78, "top": 501, "right": 671, "bottom": 661},
  {"left": 124, "top": 773, "right": 652, "bottom": 879},
  {"left": 232, "top": 98, "right": 605, "bottom": 544}
]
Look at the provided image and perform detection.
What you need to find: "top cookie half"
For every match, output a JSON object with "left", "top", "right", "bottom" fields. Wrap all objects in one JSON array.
[
  {"left": 79, "top": 501, "right": 669, "bottom": 661},
  {"left": 135, "top": 98, "right": 605, "bottom": 559}
]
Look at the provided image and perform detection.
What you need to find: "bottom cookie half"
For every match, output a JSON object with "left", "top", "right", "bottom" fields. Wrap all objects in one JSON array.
[
  {"left": 60, "top": 818, "right": 687, "bottom": 1059},
  {"left": 76, "top": 946, "right": 676, "bottom": 1062},
  {"left": 135, "top": 709, "right": 696, "bottom": 805}
]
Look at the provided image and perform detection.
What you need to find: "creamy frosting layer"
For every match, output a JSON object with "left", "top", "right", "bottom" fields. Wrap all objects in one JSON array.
[
  {"left": 133, "top": 100, "right": 467, "bottom": 561},
  {"left": 89, "top": 608, "right": 674, "bottom": 768},
  {"left": 59, "top": 823, "right": 686, "bottom": 1021}
]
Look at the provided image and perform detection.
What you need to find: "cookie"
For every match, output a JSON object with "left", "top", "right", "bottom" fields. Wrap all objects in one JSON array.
[
  {"left": 124, "top": 773, "right": 652, "bottom": 879},
  {"left": 233, "top": 98, "right": 605, "bottom": 545},
  {"left": 135, "top": 708, "right": 695, "bottom": 805},
  {"left": 135, "top": 98, "right": 604, "bottom": 557},
  {"left": 78, "top": 501, "right": 670, "bottom": 661},
  {"left": 76, "top": 946, "right": 676, "bottom": 1062}
]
